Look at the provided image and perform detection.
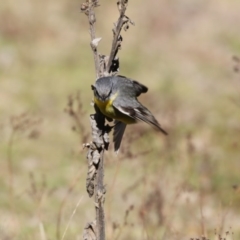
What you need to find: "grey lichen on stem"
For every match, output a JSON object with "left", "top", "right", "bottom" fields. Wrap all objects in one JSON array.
[{"left": 81, "top": 1, "right": 133, "bottom": 239}]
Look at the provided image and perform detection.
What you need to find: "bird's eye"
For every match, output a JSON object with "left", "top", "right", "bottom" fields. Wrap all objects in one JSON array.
[
  {"left": 91, "top": 85, "right": 99, "bottom": 97},
  {"left": 106, "top": 82, "right": 113, "bottom": 98},
  {"left": 94, "top": 88, "right": 100, "bottom": 98},
  {"left": 106, "top": 89, "right": 111, "bottom": 98}
]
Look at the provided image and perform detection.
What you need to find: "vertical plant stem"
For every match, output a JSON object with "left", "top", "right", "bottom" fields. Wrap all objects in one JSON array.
[
  {"left": 88, "top": 5, "right": 100, "bottom": 78},
  {"left": 86, "top": 2, "right": 105, "bottom": 239},
  {"left": 95, "top": 150, "right": 105, "bottom": 240},
  {"left": 81, "top": 1, "right": 131, "bottom": 239}
]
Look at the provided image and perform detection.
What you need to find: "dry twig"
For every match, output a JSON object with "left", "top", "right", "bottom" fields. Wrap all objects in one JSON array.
[
  {"left": 7, "top": 113, "right": 41, "bottom": 210},
  {"left": 80, "top": 1, "right": 133, "bottom": 239}
]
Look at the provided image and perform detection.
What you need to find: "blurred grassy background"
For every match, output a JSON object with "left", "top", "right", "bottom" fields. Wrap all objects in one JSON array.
[{"left": 1, "top": 0, "right": 240, "bottom": 239}]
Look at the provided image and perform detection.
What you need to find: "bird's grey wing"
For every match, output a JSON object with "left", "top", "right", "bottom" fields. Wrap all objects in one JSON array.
[
  {"left": 113, "top": 120, "right": 126, "bottom": 153},
  {"left": 132, "top": 80, "right": 148, "bottom": 96},
  {"left": 117, "top": 103, "right": 168, "bottom": 135},
  {"left": 116, "top": 75, "right": 148, "bottom": 97}
]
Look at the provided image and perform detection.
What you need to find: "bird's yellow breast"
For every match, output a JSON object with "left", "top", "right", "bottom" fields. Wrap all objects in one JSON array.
[
  {"left": 94, "top": 92, "right": 135, "bottom": 124},
  {"left": 94, "top": 97, "right": 115, "bottom": 117},
  {"left": 94, "top": 92, "right": 118, "bottom": 119}
]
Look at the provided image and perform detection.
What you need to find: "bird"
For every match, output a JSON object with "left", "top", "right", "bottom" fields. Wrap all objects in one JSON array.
[{"left": 91, "top": 75, "right": 167, "bottom": 152}]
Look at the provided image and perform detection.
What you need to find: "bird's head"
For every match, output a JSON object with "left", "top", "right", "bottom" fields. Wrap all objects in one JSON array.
[{"left": 92, "top": 77, "right": 113, "bottom": 102}]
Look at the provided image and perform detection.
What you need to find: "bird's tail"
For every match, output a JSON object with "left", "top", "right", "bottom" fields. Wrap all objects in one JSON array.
[
  {"left": 113, "top": 120, "right": 127, "bottom": 153},
  {"left": 133, "top": 105, "right": 168, "bottom": 135}
]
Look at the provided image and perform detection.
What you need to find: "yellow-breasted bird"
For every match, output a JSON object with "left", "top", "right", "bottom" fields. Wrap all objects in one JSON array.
[{"left": 91, "top": 75, "right": 167, "bottom": 152}]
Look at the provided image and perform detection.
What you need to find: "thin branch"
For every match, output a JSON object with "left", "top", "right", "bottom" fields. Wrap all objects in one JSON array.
[
  {"left": 88, "top": 4, "right": 101, "bottom": 78},
  {"left": 82, "top": 1, "right": 108, "bottom": 239},
  {"left": 39, "top": 221, "right": 47, "bottom": 240},
  {"left": 61, "top": 196, "right": 83, "bottom": 240},
  {"left": 81, "top": 1, "right": 101, "bottom": 78},
  {"left": 56, "top": 170, "right": 82, "bottom": 240},
  {"left": 95, "top": 150, "right": 106, "bottom": 240},
  {"left": 107, "top": 0, "right": 132, "bottom": 74},
  {"left": 80, "top": 1, "right": 133, "bottom": 240}
]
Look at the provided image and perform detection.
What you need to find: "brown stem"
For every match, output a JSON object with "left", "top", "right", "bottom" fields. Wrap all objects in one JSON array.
[
  {"left": 95, "top": 150, "right": 105, "bottom": 240},
  {"left": 89, "top": 10, "right": 106, "bottom": 240},
  {"left": 107, "top": 0, "right": 128, "bottom": 73},
  {"left": 88, "top": 4, "right": 100, "bottom": 78},
  {"left": 56, "top": 171, "right": 82, "bottom": 240},
  {"left": 81, "top": 1, "right": 131, "bottom": 239}
]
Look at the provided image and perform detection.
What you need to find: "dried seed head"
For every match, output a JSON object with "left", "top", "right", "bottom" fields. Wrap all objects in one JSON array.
[{"left": 80, "top": 3, "right": 88, "bottom": 11}]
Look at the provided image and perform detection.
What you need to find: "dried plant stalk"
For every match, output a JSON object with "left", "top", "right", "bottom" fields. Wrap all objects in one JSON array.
[{"left": 81, "top": 1, "right": 132, "bottom": 239}]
